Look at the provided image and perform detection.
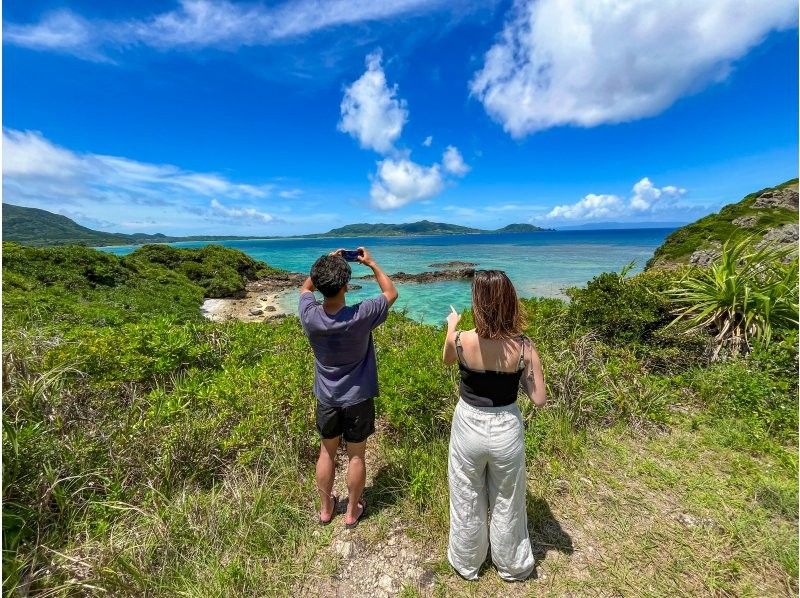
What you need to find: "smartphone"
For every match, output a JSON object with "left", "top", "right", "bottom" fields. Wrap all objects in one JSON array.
[{"left": 341, "top": 249, "right": 363, "bottom": 262}]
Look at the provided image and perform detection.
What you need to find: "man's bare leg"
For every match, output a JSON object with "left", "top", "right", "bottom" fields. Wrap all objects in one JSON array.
[
  {"left": 345, "top": 440, "right": 367, "bottom": 525},
  {"left": 317, "top": 437, "right": 340, "bottom": 520}
]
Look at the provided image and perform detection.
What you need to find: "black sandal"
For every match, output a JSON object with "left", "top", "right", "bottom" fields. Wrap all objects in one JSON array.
[
  {"left": 344, "top": 498, "right": 367, "bottom": 529},
  {"left": 319, "top": 495, "right": 339, "bottom": 526}
]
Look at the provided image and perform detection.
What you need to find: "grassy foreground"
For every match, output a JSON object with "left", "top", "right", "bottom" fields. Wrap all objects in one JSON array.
[{"left": 2, "top": 243, "right": 797, "bottom": 596}]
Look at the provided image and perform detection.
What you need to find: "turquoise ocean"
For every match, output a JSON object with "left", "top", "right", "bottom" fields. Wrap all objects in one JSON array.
[{"left": 101, "top": 229, "right": 674, "bottom": 324}]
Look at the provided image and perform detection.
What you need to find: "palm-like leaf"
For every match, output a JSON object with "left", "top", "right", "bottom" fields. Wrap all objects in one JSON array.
[{"left": 668, "top": 237, "right": 798, "bottom": 358}]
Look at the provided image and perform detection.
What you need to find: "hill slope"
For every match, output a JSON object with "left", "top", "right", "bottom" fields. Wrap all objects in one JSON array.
[
  {"left": 1, "top": 204, "right": 266, "bottom": 247},
  {"left": 2, "top": 204, "right": 137, "bottom": 246},
  {"left": 646, "top": 179, "right": 799, "bottom": 269}
]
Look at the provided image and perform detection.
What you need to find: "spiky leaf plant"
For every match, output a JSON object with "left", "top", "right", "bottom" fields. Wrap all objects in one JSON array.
[{"left": 668, "top": 238, "right": 798, "bottom": 359}]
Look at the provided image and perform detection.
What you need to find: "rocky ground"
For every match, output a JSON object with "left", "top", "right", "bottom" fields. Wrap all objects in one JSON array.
[{"left": 294, "top": 431, "right": 440, "bottom": 598}]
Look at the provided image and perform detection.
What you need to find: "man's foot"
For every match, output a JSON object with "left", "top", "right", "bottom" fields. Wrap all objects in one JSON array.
[
  {"left": 344, "top": 498, "right": 367, "bottom": 529},
  {"left": 319, "top": 495, "right": 338, "bottom": 526}
]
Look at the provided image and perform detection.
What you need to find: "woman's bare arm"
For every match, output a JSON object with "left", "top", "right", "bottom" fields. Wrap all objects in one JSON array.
[
  {"left": 442, "top": 309, "right": 461, "bottom": 365},
  {"left": 521, "top": 338, "right": 546, "bottom": 407}
]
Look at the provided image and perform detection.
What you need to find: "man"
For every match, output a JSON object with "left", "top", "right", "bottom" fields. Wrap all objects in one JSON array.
[{"left": 299, "top": 247, "right": 398, "bottom": 528}]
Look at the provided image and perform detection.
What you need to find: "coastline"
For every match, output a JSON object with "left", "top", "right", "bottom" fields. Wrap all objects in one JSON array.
[{"left": 200, "top": 273, "right": 304, "bottom": 322}]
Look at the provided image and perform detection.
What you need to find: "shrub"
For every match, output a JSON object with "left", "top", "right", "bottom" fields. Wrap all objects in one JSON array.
[{"left": 566, "top": 266, "right": 674, "bottom": 346}]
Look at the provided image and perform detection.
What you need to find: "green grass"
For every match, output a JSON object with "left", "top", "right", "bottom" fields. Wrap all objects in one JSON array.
[{"left": 2, "top": 243, "right": 797, "bottom": 596}]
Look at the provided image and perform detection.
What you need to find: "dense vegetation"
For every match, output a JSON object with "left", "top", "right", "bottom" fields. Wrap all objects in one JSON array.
[
  {"left": 2, "top": 204, "right": 266, "bottom": 247},
  {"left": 2, "top": 241, "right": 797, "bottom": 596},
  {"left": 647, "top": 179, "right": 798, "bottom": 268}
]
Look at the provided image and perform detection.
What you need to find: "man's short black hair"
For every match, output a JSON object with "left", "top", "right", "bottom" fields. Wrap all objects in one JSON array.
[{"left": 311, "top": 255, "right": 351, "bottom": 298}]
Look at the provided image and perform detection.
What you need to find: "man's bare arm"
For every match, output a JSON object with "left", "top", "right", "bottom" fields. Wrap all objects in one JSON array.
[
  {"left": 357, "top": 247, "right": 398, "bottom": 306},
  {"left": 300, "top": 276, "right": 315, "bottom": 294}
]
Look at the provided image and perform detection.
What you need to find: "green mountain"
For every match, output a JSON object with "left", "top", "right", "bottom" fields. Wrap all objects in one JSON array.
[
  {"left": 646, "top": 179, "right": 799, "bottom": 269},
  {"left": 2, "top": 204, "right": 263, "bottom": 247},
  {"left": 311, "top": 220, "right": 549, "bottom": 237}
]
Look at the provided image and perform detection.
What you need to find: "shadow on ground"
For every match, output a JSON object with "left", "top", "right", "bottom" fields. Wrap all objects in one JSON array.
[{"left": 528, "top": 492, "right": 574, "bottom": 563}]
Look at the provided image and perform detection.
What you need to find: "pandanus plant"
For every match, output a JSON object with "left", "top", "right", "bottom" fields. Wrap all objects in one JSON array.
[{"left": 668, "top": 238, "right": 799, "bottom": 359}]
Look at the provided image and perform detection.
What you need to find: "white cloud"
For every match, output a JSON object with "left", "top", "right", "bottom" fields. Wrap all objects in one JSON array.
[
  {"left": 210, "top": 198, "right": 274, "bottom": 222},
  {"left": 5, "top": 0, "right": 459, "bottom": 59},
  {"left": 442, "top": 145, "right": 470, "bottom": 176},
  {"left": 630, "top": 177, "right": 686, "bottom": 211},
  {"left": 278, "top": 188, "right": 303, "bottom": 199},
  {"left": 338, "top": 50, "right": 408, "bottom": 154},
  {"left": 543, "top": 177, "right": 690, "bottom": 221},
  {"left": 2, "top": 128, "right": 278, "bottom": 231},
  {"left": 337, "top": 52, "right": 470, "bottom": 209},
  {"left": 546, "top": 193, "right": 624, "bottom": 221},
  {"left": 370, "top": 157, "right": 444, "bottom": 210},
  {"left": 471, "top": 0, "right": 797, "bottom": 137}
]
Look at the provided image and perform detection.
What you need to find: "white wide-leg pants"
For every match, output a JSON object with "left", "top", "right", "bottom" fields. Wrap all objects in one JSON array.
[{"left": 447, "top": 399, "right": 535, "bottom": 581}]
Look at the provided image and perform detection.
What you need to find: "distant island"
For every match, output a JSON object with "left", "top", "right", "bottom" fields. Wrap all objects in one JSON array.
[
  {"left": 302, "top": 220, "right": 550, "bottom": 238},
  {"left": 1, "top": 205, "right": 551, "bottom": 247}
]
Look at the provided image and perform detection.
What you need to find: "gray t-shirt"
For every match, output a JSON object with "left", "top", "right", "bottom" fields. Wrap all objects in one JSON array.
[{"left": 299, "top": 292, "right": 390, "bottom": 407}]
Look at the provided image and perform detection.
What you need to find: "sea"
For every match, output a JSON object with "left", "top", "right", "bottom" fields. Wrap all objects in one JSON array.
[{"left": 100, "top": 229, "right": 674, "bottom": 325}]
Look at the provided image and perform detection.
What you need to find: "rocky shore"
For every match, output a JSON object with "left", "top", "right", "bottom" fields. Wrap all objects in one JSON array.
[{"left": 201, "top": 272, "right": 305, "bottom": 322}]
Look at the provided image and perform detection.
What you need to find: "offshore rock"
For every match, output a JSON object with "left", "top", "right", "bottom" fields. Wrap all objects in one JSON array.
[
  {"left": 359, "top": 268, "right": 475, "bottom": 283},
  {"left": 428, "top": 261, "right": 478, "bottom": 268}
]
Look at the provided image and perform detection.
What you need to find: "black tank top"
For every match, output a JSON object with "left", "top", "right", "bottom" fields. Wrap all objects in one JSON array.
[{"left": 455, "top": 331, "right": 526, "bottom": 407}]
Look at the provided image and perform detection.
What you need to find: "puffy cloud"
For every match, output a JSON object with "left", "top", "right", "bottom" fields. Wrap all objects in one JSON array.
[
  {"left": 630, "top": 177, "right": 686, "bottom": 211},
  {"left": 544, "top": 177, "right": 688, "bottom": 221},
  {"left": 370, "top": 157, "right": 444, "bottom": 210},
  {"left": 2, "top": 128, "right": 282, "bottom": 231},
  {"left": 4, "top": 0, "right": 459, "bottom": 59},
  {"left": 471, "top": 0, "right": 797, "bottom": 137},
  {"left": 337, "top": 52, "right": 470, "bottom": 209},
  {"left": 338, "top": 51, "right": 408, "bottom": 154},
  {"left": 546, "top": 193, "right": 624, "bottom": 221},
  {"left": 442, "top": 145, "right": 470, "bottom": 176},
  {"left": 210, "top": 198, "right": 274, "bottom": 222}
]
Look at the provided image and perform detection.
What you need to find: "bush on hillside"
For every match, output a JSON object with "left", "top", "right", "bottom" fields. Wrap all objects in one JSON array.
[
  {"left": 125, "top": 244, "right": 278, "bottom": 298},
  {"left": 566, "top": 267, "right": 674, "bottom": 346}
]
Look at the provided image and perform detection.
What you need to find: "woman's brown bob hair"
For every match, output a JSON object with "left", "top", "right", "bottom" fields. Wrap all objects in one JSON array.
[{"left": 471, "top": 270, "right": 526, "bottom": 339}]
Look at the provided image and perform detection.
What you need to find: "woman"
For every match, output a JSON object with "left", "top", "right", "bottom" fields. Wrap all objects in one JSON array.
[{"left": 442, "top": 270, "right": 546, "bottom": 581}]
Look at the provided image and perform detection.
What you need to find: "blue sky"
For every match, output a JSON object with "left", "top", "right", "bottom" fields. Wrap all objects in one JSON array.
[{"left": 3, "top": 0, "right": 798, "bottom": 236}]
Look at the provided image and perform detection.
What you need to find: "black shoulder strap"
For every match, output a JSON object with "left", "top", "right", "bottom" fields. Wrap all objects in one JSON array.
[{"left": 517, "top": 335, "right": 526, "bottom": 371}]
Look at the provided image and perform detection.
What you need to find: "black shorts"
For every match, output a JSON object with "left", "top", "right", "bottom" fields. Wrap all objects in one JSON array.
[{"left": 316, "top": 398, "right": 376, "bottom": 443}]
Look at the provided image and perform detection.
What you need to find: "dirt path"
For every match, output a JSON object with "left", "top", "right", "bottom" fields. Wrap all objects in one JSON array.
[{"left": 294, "top": 430, "right": 440, "bottom": 598}]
